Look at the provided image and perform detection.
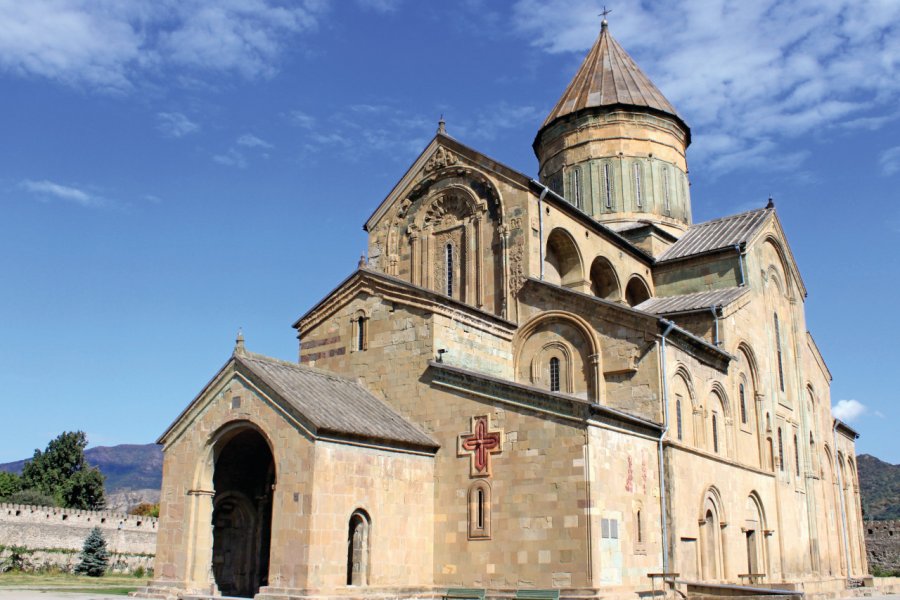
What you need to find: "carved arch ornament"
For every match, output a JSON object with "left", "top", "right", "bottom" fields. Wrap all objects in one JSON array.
[{"left": 513, "top": 311, "right": 602, "bottom": 402}]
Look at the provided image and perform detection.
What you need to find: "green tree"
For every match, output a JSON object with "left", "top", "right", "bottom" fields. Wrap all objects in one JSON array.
[
  {"left": 74, "top": 527, "right": 109, "bottom": 577},
  {"left": 6, "top": 489, "right": 57, "bottom": 506},
  {"left": 0, "top": 471, "right": 22, "bottom": 499},
  {"left": 21, "top": 431, "right": 105, "bottom": 509}
]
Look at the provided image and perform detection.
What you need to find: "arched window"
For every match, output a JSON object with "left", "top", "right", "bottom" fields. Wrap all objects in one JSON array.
[
  {"left": 549, "top": 357, "right": 561, "bottom": 392},
  {"left": 347, "top": 511, "right": 370, "bottom": 586},
  {"left": 603, "top": 163, "right": 613, "bottom": 209},
  {"left": 676, "top": 397, "right": 683, "bottom": 441},
  {"left": 712, "top": 413, "right": 720, "bottom": 453},
  {"left": 632, "top": 162, "right": 643, "bottom": 209},
  {"left": 351, "top": 312, "right": 368, "bottom": 352},
  {"left": 356, "top": 317, "right": 366, "bottom": 351},
  {"left": 777, "top": 428, "right": 785, "bottom": 472},
  {"left": 445, "top": 243, "right": 454, "bottom": 297},
  {"left": 794, "top": 433, "right": 800, "bottom": 476},
  {"left": 774, "top": 313, "right": 784, "bottom": 392},
  {"left": 739, "top": 383, "right": 747, "bottom": 424},
  {"left": 468, "top": 481, "right": 491, "bottom": 539}
]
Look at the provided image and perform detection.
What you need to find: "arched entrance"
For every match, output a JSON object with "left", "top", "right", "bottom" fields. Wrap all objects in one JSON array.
[{"left": 211, "top": 428, "right": 275, "bottom": 598}]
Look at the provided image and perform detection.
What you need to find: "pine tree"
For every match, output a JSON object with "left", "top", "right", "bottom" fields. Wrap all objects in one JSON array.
[{"left": 74, "top": 527, "right": 109, "bottom": 577}]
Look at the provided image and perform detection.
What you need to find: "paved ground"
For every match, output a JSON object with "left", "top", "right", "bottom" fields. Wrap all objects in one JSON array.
[{"left": 0, "top": 591, "right": 130, "bottom": 600}]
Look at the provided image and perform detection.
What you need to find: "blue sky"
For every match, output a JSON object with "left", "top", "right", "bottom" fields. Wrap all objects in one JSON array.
[{"left": 1, "top": 0, "right": 898, "bottom": 464}]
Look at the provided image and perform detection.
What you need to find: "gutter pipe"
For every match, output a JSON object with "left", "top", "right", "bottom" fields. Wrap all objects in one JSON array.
[{"left": 658, "top": 319, "right": 676, "bottom": 574}]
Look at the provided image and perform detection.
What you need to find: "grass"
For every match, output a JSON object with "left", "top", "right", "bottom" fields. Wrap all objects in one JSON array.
[{"left": 0, "top": 571, "right": 142, "bottom": 595}]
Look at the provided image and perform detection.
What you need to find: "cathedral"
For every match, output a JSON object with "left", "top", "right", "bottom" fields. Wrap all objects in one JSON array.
[{"left": 142, "top": 18, "right": 869, "bottom": 600}]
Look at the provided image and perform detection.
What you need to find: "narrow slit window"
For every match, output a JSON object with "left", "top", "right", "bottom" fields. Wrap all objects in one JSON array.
[
  {"left": 572, "top": 167, "right": 582, "bottom": 209},
  {"left": 476, "top": 488, "right": 484, "bottom": 529},
  {"left": 549, "top": 357, "right": 560, "bottom": 392},
  {"left": 676, "top": 397, "right": 683, "bottom": 441},
  {"left": 603, "top": 163, "right": 612, "bottom": 209},
  {"left": 356, "top": 317, "right": 366, "bottom": 352},
  {"left": 794, "top": 434, "right": 800, "bottom": 476},
  {"left": 636, "top": 510, "right": 643, "bottom": 543},
  {"left": 445, "top": 243, "right": 454, "bottom": 297},
  {"left": 777, "top": 427, "right": 785, "bottom": 472},
  {"left": 633, "top": 162, "right": 642, "bottom": 208},
  {"left": 712, "top": 413, "right": 719, "bottom": 453},
  {"left": 774, "top": 313, "right": 785, "bottom": 391},
  {"left": 739, "top": 383, "right": 747, "bottom": 424},
  {"left": 663, "top": 167, "right": 671, "bottom": 212}
]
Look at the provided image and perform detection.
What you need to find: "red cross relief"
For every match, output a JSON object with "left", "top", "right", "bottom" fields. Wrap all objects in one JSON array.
[{"left": 459, "top": 416, "right": 502, "bottom": 476}]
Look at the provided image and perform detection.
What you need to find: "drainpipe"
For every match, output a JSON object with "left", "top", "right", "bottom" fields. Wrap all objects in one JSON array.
[
  {"left": 536, "top": 184, "right": 549, "bottom": 280},
  {"left": 710, "top": 306, "right": 720, "bottom": 346},
  {"left": 658, "top": 319, "right": 676, "bottom": 574},
  {"left": 735, "top": 244, "right": 746, "bottom": 286},
  {"left": 833, "top": 420, "right": 852, "bottom": 578}
]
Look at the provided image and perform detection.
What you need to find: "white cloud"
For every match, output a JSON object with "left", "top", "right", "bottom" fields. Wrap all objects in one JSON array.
[
  {"left": 0, "top": 0, "right": 331, "bottom": 91},
  {"left": 236, "top": 133, "right": 273, "bottom": 149},
  {"left": 512, "top": 0, "right": 900, "bottom": 174},
  {"left": 157, "top": 112, "right": 199, "bottom": 138},
  {"left": 356, "top": 0, "right": 402, "bottom": 13},
  {"left": 832, "top": 399, "right": 867, "bottom": 422},
  {"left": 287, "top": 110, "right": 316, "bottom": 129},
  {"left": 213, "top": 148, "right": 247, "bottom": 169},
  {"left": 20, "top": 179, "right": 107, "bottom": 208},
  {"left": 879, "top": 146, "right": 900, "bottom": 175}
]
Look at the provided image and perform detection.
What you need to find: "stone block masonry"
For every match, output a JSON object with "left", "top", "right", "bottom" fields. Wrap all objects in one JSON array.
[
  {"left": 866, "top": 520, "right": 900, "bottom": 573},
  {"left": 0, "top": 502, "right": 157, "bottom": 573}
]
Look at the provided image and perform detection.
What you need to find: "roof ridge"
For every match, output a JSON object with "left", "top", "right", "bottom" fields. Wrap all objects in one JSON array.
[
  {"left": 239, "top": 351, "right": 358, "bottom": 385},
  {"left": 689, "top": 206, "right": 771, "bottom": 229}
]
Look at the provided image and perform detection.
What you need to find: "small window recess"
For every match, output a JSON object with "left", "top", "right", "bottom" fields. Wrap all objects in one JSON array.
[
  {"left": 603, "top": 163, "right": 613, "bottom": 209},
  {"left": 468, "top": 481, "right": 491, "bottom": 539},
  {"left": 549, "top": 357, "right": 561, "bottom": 392},
  {"left": 445, "top": 243, "right": 454, "bottom": 297},
  {"left": 633, "top": 162, "right": 642, "bottom": 209},
  {"left": 663, "top": 167, "right": 671, "bottom": 213}
]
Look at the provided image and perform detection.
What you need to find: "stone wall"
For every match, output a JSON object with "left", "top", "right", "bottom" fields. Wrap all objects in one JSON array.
[
  {"left": 0, "top": 502, "right": 157, "bottom": 573},
  {"left": 865, "top": 520, "right": 900, "bottom": 572}
]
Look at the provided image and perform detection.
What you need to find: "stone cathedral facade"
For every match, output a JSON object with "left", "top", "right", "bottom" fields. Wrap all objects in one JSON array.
[{"left": 142, "top": 21, "right": 868, "bottom": 600}]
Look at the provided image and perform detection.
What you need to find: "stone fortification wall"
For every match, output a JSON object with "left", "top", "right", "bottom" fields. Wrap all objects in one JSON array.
[
  {"left": 866, "top": 520, "right": 900, "bottom": 572},
  {"left": 0, "top": 502, "right": 157, "bottom": 572}
]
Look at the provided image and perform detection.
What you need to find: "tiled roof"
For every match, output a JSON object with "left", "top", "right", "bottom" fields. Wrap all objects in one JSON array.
[
  {"left": 635, "top": 287, "right": 749, "bottom": 315},
  {"left": 658, "top": 208, "right": 773, "bottom": 262},
  {"left": 541, "top": 22, "right": 686, "bottom": 130},
  {"left": 236, "top": 353, "right": 438, "bottom": 449}
]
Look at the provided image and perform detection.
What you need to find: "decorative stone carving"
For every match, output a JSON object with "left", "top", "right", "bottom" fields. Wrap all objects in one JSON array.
[
  {"left": 424, "top": 146, "right": 459, "bottom": 172},
  {"left": 458, "top": 415, "right": 503, "bottom": 478}
]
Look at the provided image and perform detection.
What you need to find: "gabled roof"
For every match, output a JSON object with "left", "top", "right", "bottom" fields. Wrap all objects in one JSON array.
[
  {"left": 635, "top": 287, "right": 749, "bottom": 315},
  {"left": 540, "top": 22, "right": 688, "bottom": 137},
  {"left": 159, "top": 350, "right": 438, "bottom": 451},
  {"left": 658, "top": 207, "right": 773, "bottom": 262}
]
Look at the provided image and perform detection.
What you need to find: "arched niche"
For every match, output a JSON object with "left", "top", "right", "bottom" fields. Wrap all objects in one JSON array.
[
  {"left": 671, "top": 368, "right": 696, "bottom": 445},
  {"left": 625, "top": 275, "right": 652, "bottom": 307},
  {"left": 589, "top": 256, "right": 621, "bottom": 301},
  {"left": 514, "top": 312, "right": 599, "bottom": 401},
  {"left": 347, "top": 509, "right": 371, "bottom": 586},
  {"left": 699, "top": 487, "right": 726, "bottom": 581},
  {"left": 743, "top": 493, "right": 769, "bottom": 581},
  {"left": 210, "top": 425, "right": 276, "bottom": 598},
  {"left": 545, "top": 228, "right": 585, "bottom": 289}
]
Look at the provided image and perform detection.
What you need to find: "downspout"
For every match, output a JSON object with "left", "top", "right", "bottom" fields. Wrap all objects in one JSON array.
[
  {"left": 536, "top": 184, "right": 549, "bottom": 280},
  {"left": 710, "top": 306, "right": 720, "bottom": 346},
  {"left": 833, "top": 420, "right": 852, "bottom": 578},
  {"left": 658, "top": 319, "right": 676, "bottom": 574}
]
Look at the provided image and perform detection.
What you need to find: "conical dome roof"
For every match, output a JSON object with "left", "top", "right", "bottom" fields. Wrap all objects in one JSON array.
[{"left": 539, "top": 22, "right": 689, "bottom": 139}]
